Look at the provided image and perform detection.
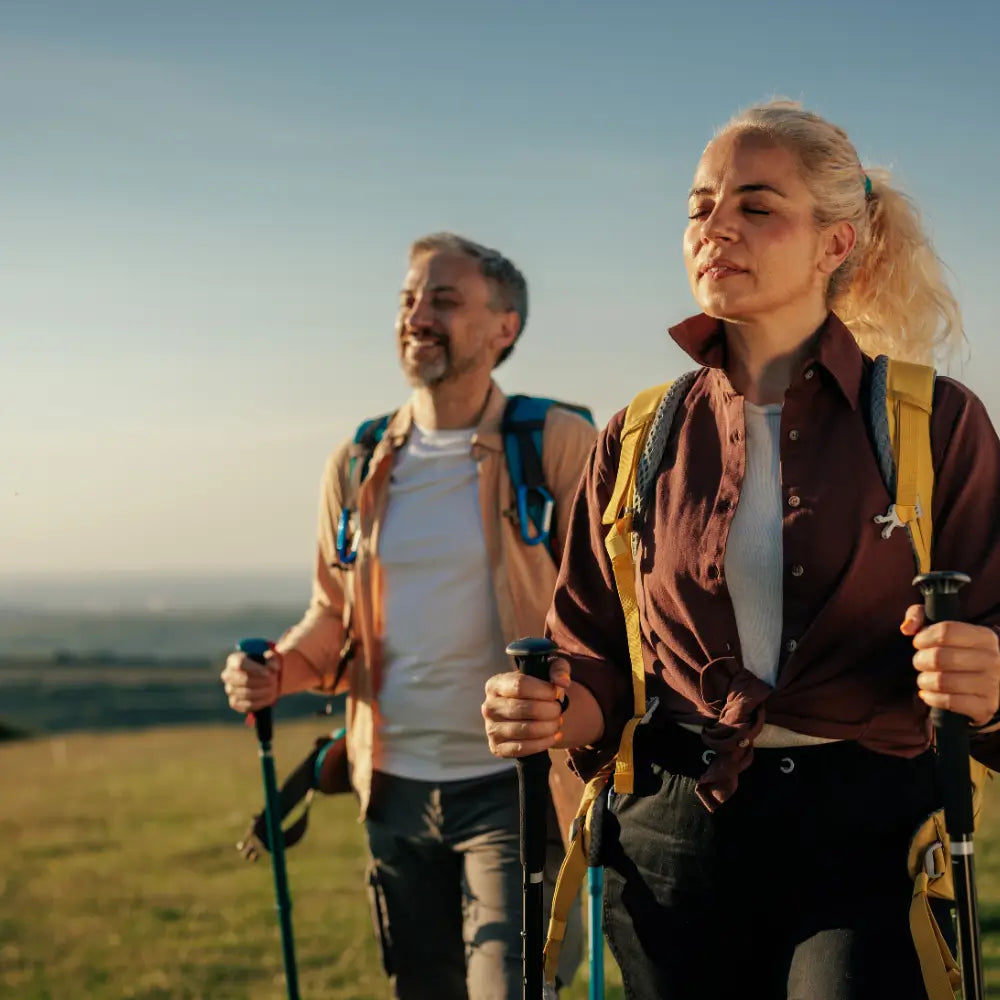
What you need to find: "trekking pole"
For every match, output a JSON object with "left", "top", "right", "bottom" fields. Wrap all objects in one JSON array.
[
  {"left": 587, "top": 787, "right": 606, "bottom": 1000},
  {"left": 912, "top": 572, "right": 984, "bottom": 1000},
  {"left": 507, "top": 637, "right": 557, "bottom": 1000},
  {"left": 238, "top": 638, "right": 301, "bottom": 1000}
]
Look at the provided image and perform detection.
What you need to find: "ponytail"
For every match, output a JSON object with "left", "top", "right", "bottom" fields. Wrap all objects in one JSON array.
[{"left": 719, "top": 102, "right": 963, "bottom": 363}]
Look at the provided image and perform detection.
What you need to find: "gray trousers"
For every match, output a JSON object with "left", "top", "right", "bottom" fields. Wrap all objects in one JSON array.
[{"left": 364, "top": 768, "right": 582, "bottom": 1000}]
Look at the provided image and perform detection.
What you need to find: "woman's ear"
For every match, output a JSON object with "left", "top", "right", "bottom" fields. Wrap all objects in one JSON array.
[{"left": 819, "top": 220, "right": 857, "bottom": 277}]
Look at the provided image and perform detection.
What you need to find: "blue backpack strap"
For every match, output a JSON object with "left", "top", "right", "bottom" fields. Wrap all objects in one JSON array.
[
  {"left": 502, "top": 395, "right": 595, "bottom": 553},
  {"left": 337, "top": 414, "right": 392, "bottom": 565}
]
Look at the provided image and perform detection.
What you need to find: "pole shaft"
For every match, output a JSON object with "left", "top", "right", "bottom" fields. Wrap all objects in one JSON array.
[
  {"left": 259, "top": 741, "right": 301, "bottom": 1000},
  {"left": 588, "top": 867, "right": 604, "bottom": 1000}
]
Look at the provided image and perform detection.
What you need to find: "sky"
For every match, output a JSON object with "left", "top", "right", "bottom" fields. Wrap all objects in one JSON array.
[{"left": 2, "top": 0, "right": 998, "bottom": 578}]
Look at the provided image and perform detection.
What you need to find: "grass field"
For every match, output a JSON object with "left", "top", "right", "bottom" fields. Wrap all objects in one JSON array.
[{"left": 3, "top": 719, "right": 1000, "bottom": 999}]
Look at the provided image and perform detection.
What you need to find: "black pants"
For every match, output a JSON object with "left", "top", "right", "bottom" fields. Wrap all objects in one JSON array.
[{"left": 601, "top": 724, "right": 944, "bottom": 1000}]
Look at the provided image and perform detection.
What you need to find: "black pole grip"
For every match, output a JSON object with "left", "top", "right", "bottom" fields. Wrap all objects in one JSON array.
[
  {"left": 913, "top": 572, "right": 973, "bottom": 837},
  {"left": 507, "top": 638, "right": 556, "bottom": 874}
]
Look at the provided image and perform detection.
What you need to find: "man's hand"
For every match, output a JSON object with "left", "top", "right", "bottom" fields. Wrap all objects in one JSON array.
[{"left": 221, "top": 650, "right": 281, "bottom": 713}]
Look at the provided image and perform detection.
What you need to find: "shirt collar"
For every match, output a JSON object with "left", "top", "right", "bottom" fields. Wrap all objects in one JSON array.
[
  {"left": 667, "top": 311, "right": 864, "bottom": 410},
  {"left": 383, "top": 380, "right": 510, "bottom": 452}
]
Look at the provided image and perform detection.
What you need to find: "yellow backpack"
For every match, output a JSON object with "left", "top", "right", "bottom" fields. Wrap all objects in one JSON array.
[{"left": 543, "top": 358, "right": 991, "bottom": 998}]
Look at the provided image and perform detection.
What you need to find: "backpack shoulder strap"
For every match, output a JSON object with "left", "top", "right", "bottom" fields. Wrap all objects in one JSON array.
[
  {"left": 502, "top": 395, "right": 596, "bottom": 553},
  {"left": 601, "top": 372, "right": 699, "bottom": 796},
  {"left": 336, "top": 413, "right": 393, "bottom": 567},
  {"left": 869, "top": 356, "right": 935, "bottom": 575},
  {"left": 602, "top": 383, "right": 670, "bottom": 527},
  {"left": 348, "top": 414, "right": 393, "bottom": 490},
  {"left": 544, "top": 373, "right": 698, "bottom": 978}
]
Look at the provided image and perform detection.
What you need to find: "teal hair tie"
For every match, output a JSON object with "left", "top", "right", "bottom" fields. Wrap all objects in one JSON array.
[{"left": 864, "top": 174, "right": 873, "bottom": 197}]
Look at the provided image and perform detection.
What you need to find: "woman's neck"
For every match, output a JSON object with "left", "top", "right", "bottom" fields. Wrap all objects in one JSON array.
[{"left": 724, "top": 306, "right": 829, "bottom": 405}]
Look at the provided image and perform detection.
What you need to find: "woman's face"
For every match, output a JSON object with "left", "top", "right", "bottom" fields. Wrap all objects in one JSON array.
[{"left": 684, "top": 132, "right": 846, "bottom": 326}]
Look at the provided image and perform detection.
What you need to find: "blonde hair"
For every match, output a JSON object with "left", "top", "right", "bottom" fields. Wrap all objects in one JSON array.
[{"left": 717, "top": 101, "right": 963, "bottom": 364}]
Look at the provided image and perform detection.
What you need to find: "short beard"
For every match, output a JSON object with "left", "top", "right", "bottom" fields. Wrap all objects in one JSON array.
[
  {"left": 403, "top": 356, "right": 449, "bottom": 387},
  {"left": 401, "top": 348, "right": 481, "bottom": 389}
]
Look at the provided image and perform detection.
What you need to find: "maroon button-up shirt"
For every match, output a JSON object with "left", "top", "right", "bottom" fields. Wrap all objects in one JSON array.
[{"left": 550, "top": 312, "right": 1000, "bottom": 809}]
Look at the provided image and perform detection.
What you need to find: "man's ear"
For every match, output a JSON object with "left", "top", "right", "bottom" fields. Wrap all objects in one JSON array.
[
  {"left": 819, "top": 220, "right": 857, "bottom": 277},
  {"left": 492, "top": 310, "right": 520, "bottom": 353}
]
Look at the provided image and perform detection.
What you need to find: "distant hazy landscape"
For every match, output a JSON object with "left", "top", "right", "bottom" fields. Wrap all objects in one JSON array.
[{"left": 0, "top": 572, "right": 339, "bottom": 738}]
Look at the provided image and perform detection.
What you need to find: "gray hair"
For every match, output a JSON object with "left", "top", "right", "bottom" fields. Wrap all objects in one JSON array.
[{"left": 408, "top": 232, "right": 528, "bottom": 366}]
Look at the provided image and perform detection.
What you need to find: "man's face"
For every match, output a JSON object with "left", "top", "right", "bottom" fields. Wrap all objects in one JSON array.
[{"left": 396, "top": 250, "right": 516, "bottom": 388}]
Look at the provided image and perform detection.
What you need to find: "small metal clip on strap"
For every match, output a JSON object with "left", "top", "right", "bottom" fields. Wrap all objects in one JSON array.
[
  {"left": 873, "top": 498, "right": 923, "bottom": 540},
  {"left": 336, "top": 508, "right": 359, "bottom": 565},
  {"left": 516, "top": 484, "right": 555, "bottom": 547}
]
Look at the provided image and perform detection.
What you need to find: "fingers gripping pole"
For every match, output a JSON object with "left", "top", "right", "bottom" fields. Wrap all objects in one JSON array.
[
  {"left": 507, "top": 638, "right": 557, "bottom": 999},
  {"left": 912, "top": 573, "right": 984, "bottom": 1000},
  {"left": 238, "top": 638, "right": 301, "bottom": 1000}
]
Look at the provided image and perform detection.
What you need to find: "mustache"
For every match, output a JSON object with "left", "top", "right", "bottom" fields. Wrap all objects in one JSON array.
[{"left": 402, "top": 329, "right": 449, "bottom": 347}]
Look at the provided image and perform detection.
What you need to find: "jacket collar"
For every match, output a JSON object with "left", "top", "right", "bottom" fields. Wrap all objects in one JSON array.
[
  {"left": 380, "top": 380, "right": 510, "bottom": 453},
  {"left": 668, "top": 311, "right": 864, "bottom": 410}
]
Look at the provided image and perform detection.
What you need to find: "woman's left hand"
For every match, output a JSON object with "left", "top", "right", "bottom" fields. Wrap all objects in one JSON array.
[{"left": 901, "top": 606, "right": 1000, "bottom": 727}]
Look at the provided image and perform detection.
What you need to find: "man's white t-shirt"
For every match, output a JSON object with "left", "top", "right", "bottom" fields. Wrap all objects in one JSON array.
[{"left": 376, "top": 422, "right": 516, "bottom": 781}]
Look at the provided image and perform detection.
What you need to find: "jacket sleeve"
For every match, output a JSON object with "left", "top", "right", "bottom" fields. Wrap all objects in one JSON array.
[
  {"left": 927, "top": 378, "right": 1000, "bottom": 765},
  {"left": 544, "top": 410, "right": 636, "bottom": 780},
  {"left": 274, "top": 441, "right": 353, "bottom": 689}
]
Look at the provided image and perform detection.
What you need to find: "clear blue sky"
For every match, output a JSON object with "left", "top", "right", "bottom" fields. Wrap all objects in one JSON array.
[{"left": 3, "top": 0, "right": 997, "bottom": 575}]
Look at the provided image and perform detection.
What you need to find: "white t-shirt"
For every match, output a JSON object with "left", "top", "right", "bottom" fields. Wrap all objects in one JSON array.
[
  {"left": 724, "top": 401, "right": 784, "bottom": 687},
  {"left": 376, "top": 422, "right": 515, "bottom": 781}
]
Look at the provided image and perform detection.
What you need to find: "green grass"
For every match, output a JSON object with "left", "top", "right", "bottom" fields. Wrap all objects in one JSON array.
[
  {"left": 0, "top": 720, "right": 622, "bottom": 999},
  {"left": 3, "top": 721, "right": 1000, "bottom": 999}
]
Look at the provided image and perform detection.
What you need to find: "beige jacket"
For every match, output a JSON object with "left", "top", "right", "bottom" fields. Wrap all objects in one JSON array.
[{"left": 276, "top": 383, "right": 598, "bottom": 834}]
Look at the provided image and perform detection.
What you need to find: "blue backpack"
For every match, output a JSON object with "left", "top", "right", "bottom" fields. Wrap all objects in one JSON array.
[{"left": 335, "top": 395, "right": 595, "bottom": 564}]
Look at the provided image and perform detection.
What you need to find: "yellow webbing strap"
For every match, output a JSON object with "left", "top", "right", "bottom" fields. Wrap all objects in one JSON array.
[
  {"left": 542, "top": 771, "right": 609, "bottom": 982},
  {"left": 910, "top": 871, "right": 962, "bottom": 999},
  {"left": 889, "top": 358, "right": 984, "bottom": 998},
  {"left": 543, "top": 383, "right": 670, "bottom": 980},
  {"left": 885, "top": 359, "right": 935, "bottom": 575},
  {"left": 907, "top": 761, "right": 992, "bottom": 999},
  {"left": 602, "top": 383, "right": 670, "bottom": 795}
]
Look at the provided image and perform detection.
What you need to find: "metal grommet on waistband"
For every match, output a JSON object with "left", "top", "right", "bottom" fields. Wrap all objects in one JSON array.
[
  {"left": 701, "top": 750, "right": 717, "bottom": 765},
  {"left": 780, "top": 757, "right": 795, "bottom": 774}
]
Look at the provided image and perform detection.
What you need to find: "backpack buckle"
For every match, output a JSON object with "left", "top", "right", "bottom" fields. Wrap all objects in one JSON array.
[
  {"left": 516, "top": 484, "right": 555, "bottom": 547},
  {"left": 923, "top": 839, "right": 946, "bottom": 880},
  {"left": 336, "top": 508, "right": 359, "bottom": 565}
]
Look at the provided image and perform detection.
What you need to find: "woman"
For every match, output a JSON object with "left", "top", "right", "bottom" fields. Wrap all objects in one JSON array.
[{"left": 482, "top": 102, "right": 1000, "bottom": 999}]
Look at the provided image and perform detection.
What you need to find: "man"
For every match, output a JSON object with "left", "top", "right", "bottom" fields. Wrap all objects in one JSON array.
[{"left": 221, "top": 233, "right": 596, "bottom": 999}]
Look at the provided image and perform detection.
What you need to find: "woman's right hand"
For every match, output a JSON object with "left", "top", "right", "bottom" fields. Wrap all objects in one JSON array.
[{"left": 482, "top": 658, "right": 574, "bottom": 757}]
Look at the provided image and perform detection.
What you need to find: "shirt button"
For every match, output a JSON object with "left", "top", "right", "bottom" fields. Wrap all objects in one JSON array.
[
  {"left": 738, "top": 738, "right": 751, "bottom": 748},
  {"left": 788, "top": 494, "right": 801, "bottom": 508},
  {"left": 731, "top": 430, "right": 742, "bottom": 443},
  {"left": 788, "top": 429, "right": 800, "bottom": 442},
  {"left": 718, "top": 498, "right": 732, "bottom": 512},
  {"left": 790, "top": 564, "right": 804, "bottom": 577},
  {"left": 785, "top": 638, "right": 798, "bottom": 653},
  {"left": 804, "top": 368, "right": 815, "bottom": 380}
]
